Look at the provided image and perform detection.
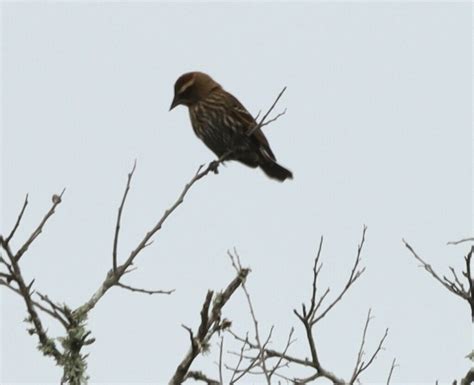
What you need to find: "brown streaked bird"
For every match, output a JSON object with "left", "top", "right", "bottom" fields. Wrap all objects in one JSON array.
[{"left": 169, "top": 71, "right": 293, "bottom": 182}]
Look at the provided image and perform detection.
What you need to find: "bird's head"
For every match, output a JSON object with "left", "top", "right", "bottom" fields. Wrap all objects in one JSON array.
[{"left": 169, "top": 72, "right": 221, "bottom": 110}]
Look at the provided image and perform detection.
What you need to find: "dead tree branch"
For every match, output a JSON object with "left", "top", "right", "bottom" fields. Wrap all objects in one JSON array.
[
  {"left": 0, "top": 193, "right": 66, "bottom": 365},
  {"left": 76, "top": 85, "right": 289, "bottom": 317},
  {"left": 1, "top": 85, "right": 288, "bottom": 385},
  {"left": 185, "top": 371, "right": 220, "bottom": 385},
  {"left": 228, "top": 227, "right": 389, "bottom": 384},
  {"left": 386, "top": 358, "right": 397, "bottom": 385},
  {"left": 248, "top": 87, "right": 287, "bottom": 137},
  {"left": 5, "top": 193, "right": 29, "bottom": 244},
  {"left": 15, "top": 190, "right": 65, "bottom": 263},
  {"left": 113, "top": 160, "right": 136, "bottom": 272},
  {"left": 447, "top": 237, "right": 474, "bottom": 246},
  {"left": 403, "top": 240, "right": 474, "bottom": 321},
  {"left": 228, "top": 250, "right": 273, "bottom": 385},
  {"left": 350, "top": 309, "right": 389, "bottom": 383},
  {"left": 460, "top": 368, "right": 474, "bottom": 385},
  {"left": 169, "top": 268, "right": 250, "bottom": 385}
]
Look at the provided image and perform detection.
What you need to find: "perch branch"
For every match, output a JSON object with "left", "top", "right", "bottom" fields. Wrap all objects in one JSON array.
[{"left": 77, "top": 85, "right": 289, "bottom": 317}]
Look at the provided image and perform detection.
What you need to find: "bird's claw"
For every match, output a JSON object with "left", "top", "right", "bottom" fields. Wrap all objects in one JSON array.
[{"left": 209, "top": 160, "right": 220, "bottom": 174}]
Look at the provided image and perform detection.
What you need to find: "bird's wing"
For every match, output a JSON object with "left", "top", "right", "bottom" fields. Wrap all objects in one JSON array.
[{"left": 224, "top": 91, "right": 276, "bottom": 160}]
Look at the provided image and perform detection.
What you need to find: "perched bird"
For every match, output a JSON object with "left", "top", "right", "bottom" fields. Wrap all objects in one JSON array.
[{"left": 169, "top": 71, "right": 293, "bottom": 182}]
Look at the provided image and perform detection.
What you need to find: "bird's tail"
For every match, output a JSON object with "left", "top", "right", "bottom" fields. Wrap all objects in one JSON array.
[{"left": 260, "top": 160, "right": 293, "bottom": 182}]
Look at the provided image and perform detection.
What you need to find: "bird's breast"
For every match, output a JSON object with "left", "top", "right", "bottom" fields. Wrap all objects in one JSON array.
[{"left": 189, "top": 102, "right": 241, "bottom": 156}]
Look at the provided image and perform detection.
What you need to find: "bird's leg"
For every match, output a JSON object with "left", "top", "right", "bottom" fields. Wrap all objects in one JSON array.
[{"left": 208, "top": 150, "right": 234, "bottom": 174}]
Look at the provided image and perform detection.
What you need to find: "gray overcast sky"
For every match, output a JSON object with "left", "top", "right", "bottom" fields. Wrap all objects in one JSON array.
[{"left": 1, "top": 1, "right": 472, "bottom": 384}]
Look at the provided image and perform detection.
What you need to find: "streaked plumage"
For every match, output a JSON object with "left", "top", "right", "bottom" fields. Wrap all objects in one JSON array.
[{"left": 170, "top": 71, "right": 293, "bottom": 181}]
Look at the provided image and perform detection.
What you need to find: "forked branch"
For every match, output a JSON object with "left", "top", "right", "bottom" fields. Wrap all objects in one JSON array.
[
  {"left": 227, "top": 227, "right": 388, "bottom": 385},
  {"left": 169, "top": 268, "right": 250, "bottom": 385},
  {"left": 403, "top": 240, "right": 474, "bottom": 320},
  {"left": 77, "top": 86, "right": 288, "bottom": 317}
]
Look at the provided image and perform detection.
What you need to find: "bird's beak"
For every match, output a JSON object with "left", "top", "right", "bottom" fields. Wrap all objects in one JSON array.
[{"left": 169, "top": 96, "right": 179, "bottom": 111}]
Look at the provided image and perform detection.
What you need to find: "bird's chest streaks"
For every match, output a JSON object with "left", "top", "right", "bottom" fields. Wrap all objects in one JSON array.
[{"left": 189, "top": 102, "right": 248, "bottom": 156}]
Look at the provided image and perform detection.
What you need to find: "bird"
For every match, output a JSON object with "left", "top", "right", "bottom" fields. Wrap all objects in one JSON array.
[{"left": 169, "top": 71, "right": 293, "bottom": 182}]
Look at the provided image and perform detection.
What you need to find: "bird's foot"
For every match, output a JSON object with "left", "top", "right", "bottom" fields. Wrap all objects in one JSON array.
[{"left": 209, "top": 160, "right": 220, "bottom": 174}]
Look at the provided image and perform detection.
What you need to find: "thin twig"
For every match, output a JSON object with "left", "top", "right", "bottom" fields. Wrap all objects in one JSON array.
[
  {"left": 386, "top": 358, "right": 397, "bottom": 385},
  {"left": 185, "top": 371, "right": 220, "bottom": 385},
  {"left": 248, "top": 87, "right": 287, "bottom": 137},
  {"left": 403, "top": 239, "right": 469, "bottom": 301},
  {"left": 116, "top": 282, "right": 174, "bottom": 295},
  {"left": 350, "top": 309, "right": 389, "bottom": 383},
  {"left": 112, "top": 160, "right": 137, "bottom": 272},
  {"left": 1, "top": 240, "right": 63, "bottom": 363},
  {"left": 218, "top": 336, "right": 224, "bottom": 385},
  {"left": 36, "top": 292, "right": 70, "bottom": 328},
  {"left": 259, "top": 108, "right": 287, "bottom": 128},
  {"left": 0, "top": 279, "right": 67, "bottom": 327},
  {"left": 76, "top": 160, "right": 225, "bottom": 316},
  {"left": 447, "top": 237, "right": 474, "bottom": 246},
  {"left": 6, "top": 194, "right": 29, "bottom": 244},
  {"left": 15, "top": 189, "right": 65, "bottom": 263},
  {"left": 227, "top": 227, "right": 382, "bottom": 385},
  {"left": 268, "top": 327, "right": 294, "bottom": 378},
  {"left": 228, "top": 333, "right": 251, "bottom": 384},
  {"left": 313, "top": 226, "right": 367, "bottom": 323}
]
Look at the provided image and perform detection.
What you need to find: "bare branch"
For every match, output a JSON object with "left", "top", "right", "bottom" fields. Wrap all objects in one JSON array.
[
  {"left": 6, "top": 194, "right": 29, "bottom": 244},
  {"left": 447, "top": 237, "right": 474, "bottom": 246},
  {"left": 350, "top": 309, "right": 389, "bottom": 383},
  {"left": 185, "top": 371, "right": 220, "bottom": 385},
  {"left": 15, "top": 189, "right": 65, "bottom": 263},
  {"left": 228, "top": 330, "right": 312, "bottom": 368},
  {"left": 248, "top": 87, "right": 287, "bottom": 137},
  {"left": 461, "top": 368, "right": 474, "bottom": 385},
  {"left": 218, "top": 337, "right": 224, "bottom": 385},
  {"left": 0, "top": 239, "right": 62, "bottom": 363},
  {"left": 313, "top": 226, "right": 367, "bottom": 323},
  {"left": 228, "top": 334, "right": 251, "bottom": 384},
  {"left": 293, "top": 372, "right": 322, "bottom": 384},
  {"left": 76, "top": 159, "right": 227, "bottom": 316},
  {"left": 234, "top": 255, "right": 271, "bottom": 383},
  {"left": 259, "top": 108, "right": 287, "bottom": 129},
  {"left": 0, "top": 279, "right": 67, "bottom": 327},
  {"left": 36, "top": 292, "right": 70, "bottom": 328},
  {"left": 112, "top": 160, "right": 136, "bottom": 272},
  {"left": 169, "top": 268, "right": 250, "bottom": 385},
  {"left": 268, "top": 327, "right": 294, "bottom": 378},
  {"left": 226, "top": 227, "right": 388, "bottom": 385},
  {"left": 403, "top": 239, "right": 470, "bottom": 302},
  {"left": 116, "top": 282, "right": 174, "bottom": 295},
  {"left": 386, "top": 358, "right": 397, "bottom": 385},
  {"left": 307, "top": 236, "right": 324, "bottom": 320}
]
